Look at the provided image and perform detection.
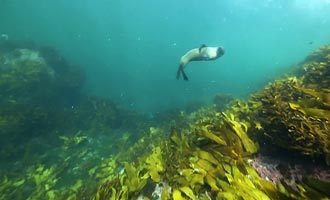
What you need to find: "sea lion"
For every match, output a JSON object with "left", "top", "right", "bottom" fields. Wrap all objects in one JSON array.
[{"left": 176, "top": 44, "right": 225, "bottom": 81}]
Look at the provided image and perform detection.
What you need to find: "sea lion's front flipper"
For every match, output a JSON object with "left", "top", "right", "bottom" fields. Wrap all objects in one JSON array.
[{"left": 199, "top": 44, "right": 207, "bottom": 52}]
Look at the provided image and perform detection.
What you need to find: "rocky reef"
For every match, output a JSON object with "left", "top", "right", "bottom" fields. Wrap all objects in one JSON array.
[
  {"left": 0, "top": 40, "right": 84, "bottom": 159},
  {"left": 0, "top": 40, "right": 148, "bottom": 158},
  {"left": 91, "top": 46, "right": 330, "bottom": 200},
  {"left": 0, "top": 41, "right": 330, "bottom": 200},
  {"left": 0, "top": 40, "right": 151, "bottom": 199},
  {"left": 251, "top": 45, "right": 330, "bottom": 164}
]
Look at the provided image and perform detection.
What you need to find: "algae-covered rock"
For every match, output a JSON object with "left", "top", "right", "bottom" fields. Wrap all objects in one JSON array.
[
  {"left": 252, "top": 46, "right": 330, "bottom": 165},
  {"left": 213, "top": 94, "right": 234, "bottom": 112},
  {"left": 4, "top": 41, "right": 330, "bottom": 200},
  {"left": 0, "top": 40, "right": 87, "bottom": 160},
  {"left": 0, "top": 48, "right": 56, "bottom": 105},
  {"left": 89, "top": 45, "right": 330, "bottom": 200}
]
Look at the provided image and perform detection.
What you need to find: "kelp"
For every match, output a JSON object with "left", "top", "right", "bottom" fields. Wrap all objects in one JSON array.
[
  {"left": 93, "top": 108, "right": 275, "bottom": 200},
  {"left": 0, "top": 41, "right": 86, "bottom": 161},
  {"left": 123, "top": 162, "right": 148, "bottom": 193},
  {"left": 196, "top": 125, "right": 227, "bottom": 146},
  {"left": 251, "top": 51, "right": 330, "bottom": 164},
  {"left": 91, "top": 45, "right": 330, "bottom": 199},
  {"left": 144, "top": 146, "right": 165, "bottom": 182},
  {"left": 221, "top": 112, "right": 258, "bottom": 154},
  {"left": 59, "top": 131, "right": 88, "bottom": 150},
  {"left": 0, "top": 40, "right": 159, "bottom": 199},
  {"left": 302, "top": 177, "right": 330, "bottom": 196},
  {"left": 92, "top": 144, "right": 166, "bottom": 199},
  {"left": 2, "top": 42, "right": 330, "bottom": 199},
  {"left": 248, "top": 45, "right": 330, "bottom": 165},
  {"left": 289, "top": 102, "right": 330, "bottom": 120},
  {"left": 294, "top": 86, "right": 330, "bottom": 106}
]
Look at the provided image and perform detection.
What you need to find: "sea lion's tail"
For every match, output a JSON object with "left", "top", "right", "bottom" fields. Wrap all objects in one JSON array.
[{"left": 176, "top": 64, "right": 188, "bottom": 81}]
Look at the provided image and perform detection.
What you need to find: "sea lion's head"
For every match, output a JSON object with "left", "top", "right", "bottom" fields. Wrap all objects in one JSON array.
[{"left": 217, "top": 47, "right": 225, "bottom": 57}]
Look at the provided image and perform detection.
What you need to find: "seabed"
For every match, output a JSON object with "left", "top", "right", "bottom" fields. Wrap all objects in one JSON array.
[{"left": 0, "top": 40, "right": 330, "bottom": 200}]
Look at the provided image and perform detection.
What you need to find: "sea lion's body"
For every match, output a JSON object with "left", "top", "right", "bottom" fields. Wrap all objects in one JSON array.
[{"left": 176, "top": 45, "right": 225, "bottom": 80}]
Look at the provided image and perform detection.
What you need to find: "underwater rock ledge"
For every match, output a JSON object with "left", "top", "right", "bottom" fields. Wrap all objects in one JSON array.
[
  {"left": 0, "top": 39, "right": 157, "bottom": 199},
  {"left": 1, "top": 41, "right": 330, "bottom": 200},
  {"left": 91, "top": 45, "right": 330, "bottom": 200}
]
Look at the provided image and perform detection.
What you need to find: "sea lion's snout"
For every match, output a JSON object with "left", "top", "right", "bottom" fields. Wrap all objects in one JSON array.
[{"left": 217, "top": 47, "right": 225, "bottom": 56}]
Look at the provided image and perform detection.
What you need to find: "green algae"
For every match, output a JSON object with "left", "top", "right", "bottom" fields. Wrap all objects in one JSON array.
[
  {"left": 1, "top": 41, "right": 330, "bottom": 200},
  {"left": 90, "top": 45, "right": 330, "bottom": 200}
]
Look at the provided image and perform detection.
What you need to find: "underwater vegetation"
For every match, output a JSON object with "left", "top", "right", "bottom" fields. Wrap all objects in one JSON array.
[
  {"left": 213, "top": 94, "right": 235, "bottom": 112},
  {"left": 92, "top": 107, "right": 280, "bottom": 200},
  {"left": 251, "top": 45, "right": 330, "bottom": 165},
  {"left": 91, "top": 45, "right": 330, "bottom": 200},
  {"left": 0, "top": 39, "right": 148, "bottom": 159},
  {"left": 1, "top": 40, "right": 330, "bottom": 200},
  {"left": 0, "top": 40, "right": 152, "bottom": 200},
  {"left": 0, "top": 40, "right": 85, "bottom": 161}
]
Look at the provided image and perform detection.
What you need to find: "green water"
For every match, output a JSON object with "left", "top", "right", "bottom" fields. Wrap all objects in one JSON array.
[
  {"left": 1, "top": 1, "right": 330, "bottom": 199},
  {"left": 1, "top": 0, "right": 330, "bottom": 111}
]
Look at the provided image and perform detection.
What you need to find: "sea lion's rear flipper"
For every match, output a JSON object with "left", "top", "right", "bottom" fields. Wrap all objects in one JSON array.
[
  {"left": 182, "top": 70, "right": 189, "bottom": 81},
  {"left": 176, "top": 64, "right": 189, "bottom": 81},
  {"left": 176, "top": 64, "right": 182, "bottom": 80},
  {"left": 199, "top": 44, "right": 207, "bottom": 52}
]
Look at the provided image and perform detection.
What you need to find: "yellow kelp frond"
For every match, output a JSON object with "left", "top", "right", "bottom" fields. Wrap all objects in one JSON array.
[
  {"left": 172, "top": 189, "right": 187, "bottom": 200},
  {"left": 196, "top": 125, "right": 227, "bottom": 146},
  {"left": 145, "top": 146, "right": 165, "bottom": 182},
  {"left": 26, "top": 165, "right": 59, "bottom": 200},
  {"left": 217, "top": 164, "right": 272, "bottom": 200},
  {"left": 222, "top": 112, "right": 258, "bottom": 154},
  {"left": 295, "top": 86, "right": 330, "bottom": 105},
  {"left": 93, "top": 155, "right": 118, "bottom": 183},
  {"left": 123, "top": 162, "right": 147, "bottom": 193},
  {"left": 59, "top": 130, "right": 87, "bottom": 150},
  {"left": 93, "top": 177, "right": 128, "bottom": 200},
  {"left": 179, "top": 186, "right": 196, "bottom": 200},
  {"left": 289, "top": 102, "right": 330, "bottom": 120},
  {"left": 193, "top": 150, "right": 218, "bottom": 165}
]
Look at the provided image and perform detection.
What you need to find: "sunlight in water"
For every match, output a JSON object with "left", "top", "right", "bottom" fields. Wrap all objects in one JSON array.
[{"left": 293, "top": 0, "right": 330, "bottom": 11}]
